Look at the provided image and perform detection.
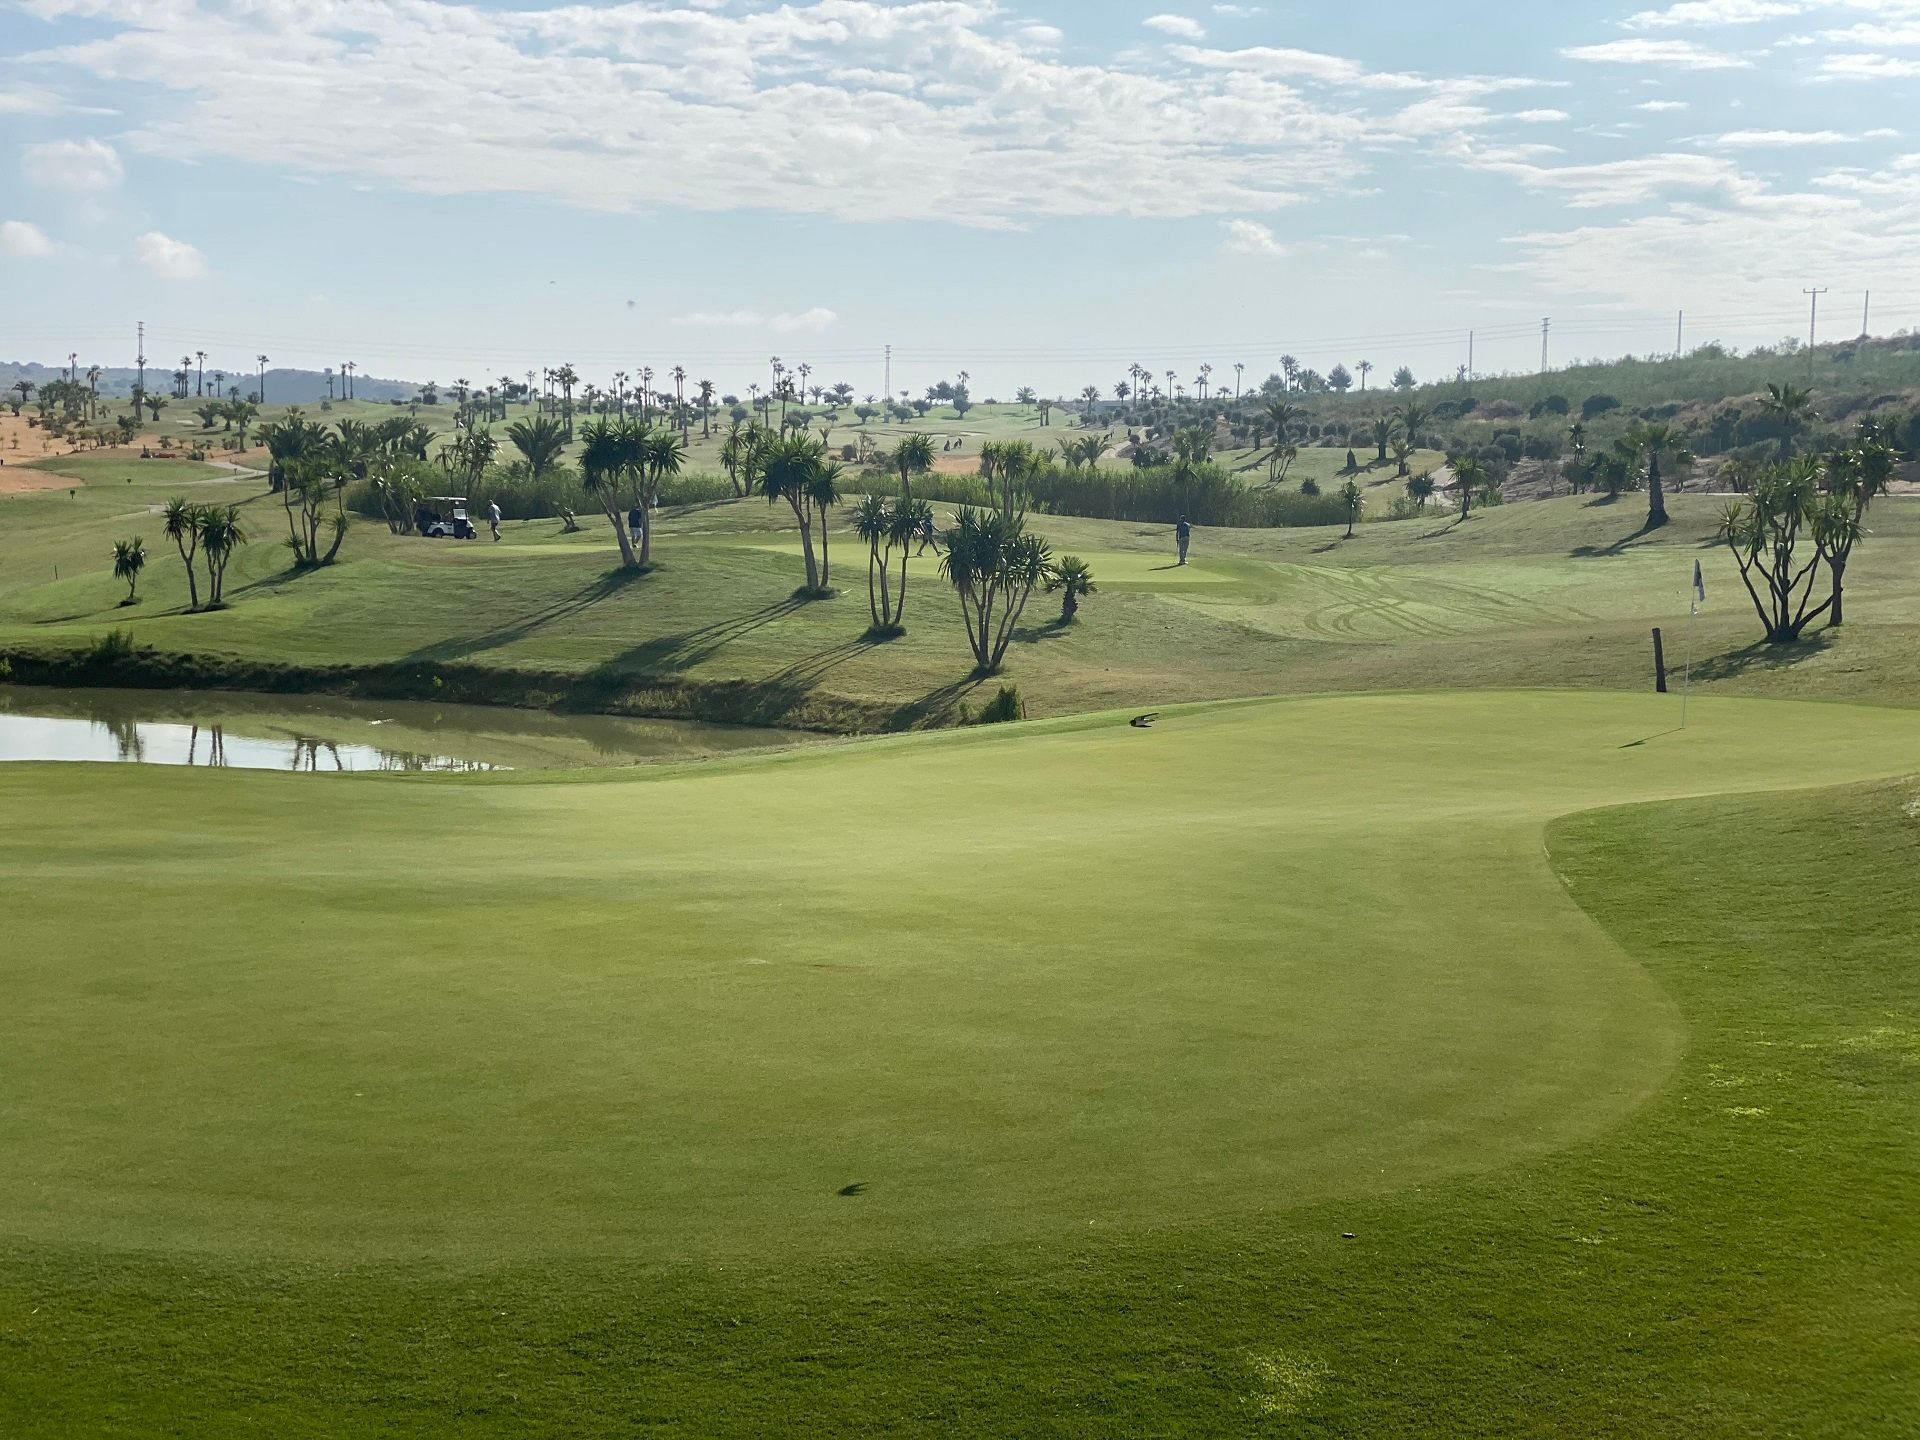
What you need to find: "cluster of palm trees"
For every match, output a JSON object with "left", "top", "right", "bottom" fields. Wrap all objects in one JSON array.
[
  {"left": 1721, "top": 420, "right": 1896, "bottom": 641},
  {"left": 159, "top": 498, "right": 247, "bottom": 610},
  {"left": 576, "top": 417, "right": 688, "bottom": 568}
]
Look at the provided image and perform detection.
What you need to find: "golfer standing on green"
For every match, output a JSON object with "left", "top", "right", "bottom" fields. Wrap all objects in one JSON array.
[{"left": 1175, "top": 514, "right": 1191, "bottom": 566}]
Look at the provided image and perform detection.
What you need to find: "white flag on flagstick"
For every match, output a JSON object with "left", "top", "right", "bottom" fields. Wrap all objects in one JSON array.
[{"left": 1691, "top": 559, "right": 1706, "bottom": 616}]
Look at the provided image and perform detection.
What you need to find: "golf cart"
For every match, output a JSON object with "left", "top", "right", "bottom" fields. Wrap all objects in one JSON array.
[{"left": 417, "top": 496, "right": 477, "bottom": 540}]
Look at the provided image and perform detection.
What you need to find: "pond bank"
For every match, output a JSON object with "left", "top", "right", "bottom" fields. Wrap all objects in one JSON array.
[{"left": 0, "top": 641, "right": 959, "bottom": 735}]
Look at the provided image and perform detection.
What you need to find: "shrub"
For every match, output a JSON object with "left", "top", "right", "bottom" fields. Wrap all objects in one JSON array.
[
  {"left": 974, "top": 685, "right": 1025, "bottom": 724},
  {"left": 1581, "top": 393, "right": 1621, "bottom": 420}
]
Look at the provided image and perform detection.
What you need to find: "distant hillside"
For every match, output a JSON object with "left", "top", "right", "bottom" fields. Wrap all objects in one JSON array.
[{"left": 0, "top": 362, "right": 420, "bottom": 406}]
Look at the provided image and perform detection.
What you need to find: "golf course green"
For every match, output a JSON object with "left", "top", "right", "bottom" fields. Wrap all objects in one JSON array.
[{"left": 3, "top": 688, "right": 1919, "bottom": 1433}]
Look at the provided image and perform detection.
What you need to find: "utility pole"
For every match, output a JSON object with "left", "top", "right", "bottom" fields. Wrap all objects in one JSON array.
[
  {"left": 1466, "top": 329, "right": 1474, "bottom": 383},
  {"left": 1676, "top": 310, "right": 1683, "bottom": 359},
  {"left": 135, "top": 322, "right": 145, "bottom": 396},
  {"left": 1803, "top": 286, "right": 1827, "bottom": 381},
  {"left": 884, "top": 343, "right": 891, "bottom": 405},
  {"left": 1540, "top": 316, "right": 1550, "bottom": 374},
  {"left": 1862, "top": 290, "right": 1871, "bottom": 338}
]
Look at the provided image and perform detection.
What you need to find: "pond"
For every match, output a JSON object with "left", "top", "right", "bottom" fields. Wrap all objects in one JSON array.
[{"left": 0, "top": 687, "right": 807, "bottom": 773}]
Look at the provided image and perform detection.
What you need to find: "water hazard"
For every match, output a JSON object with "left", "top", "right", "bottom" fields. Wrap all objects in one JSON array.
[{"left": 0, "top": 687, "right": 805, "bottom": 773}]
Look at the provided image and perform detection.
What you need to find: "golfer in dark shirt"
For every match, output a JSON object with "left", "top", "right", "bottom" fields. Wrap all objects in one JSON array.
[{"left": 1175, "top": 514, "right": 1191, "bottom": 566}]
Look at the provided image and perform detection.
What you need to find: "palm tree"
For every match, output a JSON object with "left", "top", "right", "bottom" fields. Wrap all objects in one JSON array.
[
  {"left": 1759, "top": 381, "right": 1813, "bottom": 459},
  {"left": 1391, "top": 400, "right": 1430, "bottom": 451},
  {"left": 162, "top": 496, "right": 202, "bottom": 609},
  {"left": 112, "top": 536, "right": 146, "bottom": 603},
  {"left": 1036, "top": 397, "right": 1053, "bottom": 427},
  {"left": 1233, "top": 361, "right": 1245, "bottom": 399},
  {"left": 256, "top": 354, "right": 269, "bottom": 405},
  {"left": 1080, "top": 384, "right": 1101, "bottom": 418},
  {"left": 891, "top": 433, "right": 935, "bottom": 501},
  {"left": 1357, "top": 360, "right": 1373, "bottom": 392},
  {"left": 1625, "top": 420, "right": 1692, "bottom": 528},
  {"left": 1047, "top": 554, "right": 1095, "bottom": 621},
  {"left": 1340, "top": 480, "right": 1364, "bottom": 539},
  {"left": 578, "top": 417, "right": 639, "bottom": 569},
  {"left": 1264, "top": 399, "right": 1300, "bottom": 480},
  {"left": 760, "top": 434, "right": 829, "bottom": 591},
  {"left": 807, "top": 457, "right": 844, "bottom": 587},
  {"left": 889, "top": 497, "right": 935, "bottom": 616},
  {"left": 1369, "top": 413, "right": 1397, "bottom": 464},
  {"left": 637, "top": 424, "right": 686, "bottom": 564},
  {"left": 1449, "top": 456, "right": 1490, "bottom": 521},
  {"left": 196, "top": 505, "right": 246, "bottom": 606},
  {"left": 1818, "top": 428, "right": 1894, "bottom": 626},
  {"left": 852, "top": 494, "right": 897, "bottom": 629},
  {"left": 552, "top": 363, "right": 579, "bottom": 439},
  {"left": 697, "top": 378, "right": 714, "bottom": 438},
  {"left": 505, "top": 414, "right": 567, "bottom": 479},
  {"left": 939, "top": 507, "right": 1052, "bottom": 674}
]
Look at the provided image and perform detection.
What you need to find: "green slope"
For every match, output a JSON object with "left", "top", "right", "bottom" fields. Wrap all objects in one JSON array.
[{"left": 1, "top": 691, "right": 1918, "bottom": 1432}]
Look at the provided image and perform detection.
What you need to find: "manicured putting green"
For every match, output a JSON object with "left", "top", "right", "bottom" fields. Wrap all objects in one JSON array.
[{"left": 2, "top": 690, "right": 1917, "bottom": 1268}]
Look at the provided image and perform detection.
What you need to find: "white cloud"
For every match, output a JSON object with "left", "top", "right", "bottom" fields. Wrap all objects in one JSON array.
[
  {"left": 771, "top": 307, "right": 837, "bottom": 333},
  {"left": 1563, "top": 39, "right": 1753, "bottom": 68},
  {"left": 18, "top": 0, "right": 1537, "bottom": 229},
  {"left": 0, "top": 219, "right": 56, "bottom": 258},
  {"left": 1509, "top": 109, "right": 1571, "bottom": 122},
  {"left": 1144, "top": 14, "right": 1207, "bottom": 39},
  {"left": 20, "top": 136, "right": 123, "bottom": 191},
  {"left": 1715, "top": 128, "right": 1856, "bottom": 145},
  {"left": 670, "top": 307, "right": 838, "bottom": 333},
  {"left": 1818, "top": 52, "right": 1920, "bottom": 78},
  {"left": 1469, "top": 151, "right": 1762, "bottom": 208},
  {"left": 1221, "top": 218, "right": 1286, "bottom": 255},
  {"left": 1636, "top": 99, "right": 1692, "bottom": 111},
  {"left": 133, "top": 230, "right": 207, "bottom": 280},
  {"left": 0, "top": 86, "right": 70, "bottom": 115},
  {"left": 1622, "top": 1, "right": 1807, "bottom": 29}
]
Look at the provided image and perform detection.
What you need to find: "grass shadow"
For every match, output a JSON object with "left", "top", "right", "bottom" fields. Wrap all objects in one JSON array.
[
  {"left": 1688, "top": 632, "right": 1834, "bottom": 682},
  {"left": 886, "top": 674, "right": 988, "bottom": 730},
  {"left": 402, "top": 569, "right": 654, "bottom": 664},
  {"left": 602, "top": 596, "right": 808, "bottom": 675}
]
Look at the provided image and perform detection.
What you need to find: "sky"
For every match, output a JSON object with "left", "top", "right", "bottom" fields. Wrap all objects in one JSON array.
[{"left": 2, "top": 0, "right": 1918, "bottom": 399}]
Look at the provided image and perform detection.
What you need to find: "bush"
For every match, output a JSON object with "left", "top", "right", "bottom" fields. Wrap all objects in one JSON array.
[
  {"left": 1581, "top": 394, "right": 1621, "bottom": 420},
  {"left": 974, "top": 685, "right": 1025, "bottom": 724}
]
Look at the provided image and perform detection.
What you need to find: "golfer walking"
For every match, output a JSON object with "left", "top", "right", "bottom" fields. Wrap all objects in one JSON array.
[
  {"left": 487, "top": 499, "right": 502, "bottom": 542},
  {"left": 1175, "top": 514, "right": 1191, "bottom": 566}
]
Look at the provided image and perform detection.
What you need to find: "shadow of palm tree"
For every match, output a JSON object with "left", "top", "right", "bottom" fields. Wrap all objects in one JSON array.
[
  {"left": 1570, "top": 515, "right": 1665, "bottom": 558},
  {"left": 606, "top": 596, "right": 808, "bottom": 675},
  {"left": 886, "top": 674, "right": 987, "bottom": 729},
  {"left": 403, "top": 569, "right": 652, "bottom": 663},
  {"left": 1688, "top": 632, "right": 1833, "bottom": 682}
]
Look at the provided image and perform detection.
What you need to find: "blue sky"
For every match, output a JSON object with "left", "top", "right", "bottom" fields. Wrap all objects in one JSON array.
[{"left": 3, "top": 0, "right": 1917, "bottom": 398}]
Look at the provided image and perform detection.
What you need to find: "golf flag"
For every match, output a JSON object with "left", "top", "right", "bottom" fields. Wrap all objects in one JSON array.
[{"left": 1691, "top": 559, "right": 1706, "bottom": 616}]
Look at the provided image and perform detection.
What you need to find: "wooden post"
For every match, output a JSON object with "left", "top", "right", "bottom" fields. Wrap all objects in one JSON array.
[{"left": 1652, "top": 627, "right": 1668, "bottom": 693}]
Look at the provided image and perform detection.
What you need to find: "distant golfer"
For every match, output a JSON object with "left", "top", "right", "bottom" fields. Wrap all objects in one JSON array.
[
  {"left": 487, "top": 499, "right": 502, "bottom": 542},
  {"left": 628, "top": 504, "right": 643, "bottom": 544},
  {"left": 1175, "top": 514, "right": 1191, "bottom": 566}
]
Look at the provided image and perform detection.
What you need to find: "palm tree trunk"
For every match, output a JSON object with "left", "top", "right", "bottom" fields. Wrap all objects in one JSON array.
[
  {"left": 637, "top": 502, "right": 653, "bottom": 567},
  {"left": 605, "top": 502, "right": 637, "bottom": 568},
  {"left": 818, "top": 512, "right": 830, "bottom": 587},
  {"left": 1830, "top": 556, "right": 1846, "bottom": 626},
  {"left": 1646, "top": 452, "right": 1667, "bottom": 526},
  {"left": 895, "top": 553, "right": 910, "bottom": 626}
]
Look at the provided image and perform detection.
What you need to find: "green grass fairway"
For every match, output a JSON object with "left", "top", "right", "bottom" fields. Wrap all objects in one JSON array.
[{"left": 3, "top": 690, "right": 1919, "bottom": 1432}]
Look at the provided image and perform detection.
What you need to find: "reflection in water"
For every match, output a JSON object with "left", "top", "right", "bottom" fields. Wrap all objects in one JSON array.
[
  {"left": 0, "top": 685, "right": 804, "bottom": 771},
  {"left": 0, "top": 713, "right": 498, "bottom": 773}
]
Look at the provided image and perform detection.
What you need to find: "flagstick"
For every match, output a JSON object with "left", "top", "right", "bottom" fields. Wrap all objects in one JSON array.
[{"left": 1682, "top": 597, "right": 1696, "bottom": 730}]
